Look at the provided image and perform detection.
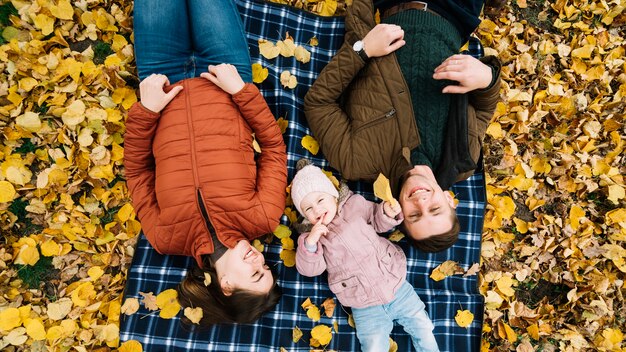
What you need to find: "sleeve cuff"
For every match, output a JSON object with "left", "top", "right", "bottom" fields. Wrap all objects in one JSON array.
[{"left": 304, "top": 242, "right": 318, "bottom": 253}]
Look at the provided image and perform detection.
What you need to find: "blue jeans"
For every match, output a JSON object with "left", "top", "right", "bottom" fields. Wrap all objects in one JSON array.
[
  {"left": 352, "top": 281, "right": 439, "bottom": 352},
  {"left": 133, "top": 0, "right": 252, "bottom": 83}
]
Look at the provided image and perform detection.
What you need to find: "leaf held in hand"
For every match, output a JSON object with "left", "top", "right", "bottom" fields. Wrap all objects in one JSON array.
[{"left": 373, "top": 173, "right": 397, "bottom": 207}]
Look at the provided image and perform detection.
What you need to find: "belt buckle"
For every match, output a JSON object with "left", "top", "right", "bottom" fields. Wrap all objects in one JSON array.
[{"left": 414, "top": 1, "right": 428, "bottom": 11}]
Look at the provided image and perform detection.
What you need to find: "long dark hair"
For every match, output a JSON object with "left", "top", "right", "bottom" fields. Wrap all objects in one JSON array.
[{"left": 177, "top": 255, "right": 281, "bottom": 326}]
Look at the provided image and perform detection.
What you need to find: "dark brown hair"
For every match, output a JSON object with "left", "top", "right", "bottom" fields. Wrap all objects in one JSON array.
[
  {"left": 177, "top": 255, "right": 281, "bottom": 327},
  {"left": 405, "top": 211, "right": 460, "bottom": 252}
]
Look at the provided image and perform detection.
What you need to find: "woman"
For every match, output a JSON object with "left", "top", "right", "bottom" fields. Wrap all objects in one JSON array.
[{"left": 124, "top": 0, "right": 287, "bottom": 325}]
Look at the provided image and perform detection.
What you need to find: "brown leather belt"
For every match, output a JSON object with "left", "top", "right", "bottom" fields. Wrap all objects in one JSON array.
[{"left": 381, "top": 1, "right": 440, "bottom": 19}]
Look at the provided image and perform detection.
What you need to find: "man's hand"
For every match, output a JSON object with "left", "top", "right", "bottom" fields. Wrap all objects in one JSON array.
[
  {"left": 383, "top": 200, "right": 402, "bottom": 219},
  {"left": 200, "top": 64, "right": 246, "bottom": 95},
  {"left": 362, "top": 24, "right": 406, "bottom": 58},
  {"left": 139, "top": 74, "right": 183, "bottom": 113},
  {"left": 433, "top": 54, "right": 493, "bottom": 94}
]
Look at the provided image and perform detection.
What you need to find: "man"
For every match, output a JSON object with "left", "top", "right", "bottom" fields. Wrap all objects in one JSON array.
[{"left": 304, "top": 0, "right": 501, "bottom": 252}]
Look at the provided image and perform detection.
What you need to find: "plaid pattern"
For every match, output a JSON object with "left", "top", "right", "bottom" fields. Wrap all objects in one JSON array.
[{"left": 120, "top": 1, "right": 486, "bottom": 351}]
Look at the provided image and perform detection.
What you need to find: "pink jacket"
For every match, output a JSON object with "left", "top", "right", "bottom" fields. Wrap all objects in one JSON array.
[{"left": 296, "top": 192, "right": 406, "bottom": 308}]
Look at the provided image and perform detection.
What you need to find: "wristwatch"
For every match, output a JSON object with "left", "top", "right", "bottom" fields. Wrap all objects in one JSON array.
[{"left": 352, "top": 40, "right": 369, "bottom": 61}]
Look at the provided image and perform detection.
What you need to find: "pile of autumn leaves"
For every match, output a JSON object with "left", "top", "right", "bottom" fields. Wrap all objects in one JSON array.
[{"left": 0, "top": 0, "right": 624, "bottom": 351}]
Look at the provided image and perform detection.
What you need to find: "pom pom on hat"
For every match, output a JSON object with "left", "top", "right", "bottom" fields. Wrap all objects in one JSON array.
[{"left": 291, "top": 164, "right": 339, "bottom": 215}]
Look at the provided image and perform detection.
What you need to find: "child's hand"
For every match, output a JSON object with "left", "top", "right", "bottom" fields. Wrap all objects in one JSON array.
[
  {"left": 139, "top": 74, "right": 184, "bottom": 113},
  {"left": 200, "top": 64, "right": 245, "bottom": 95},
  {"left": 305, "top": 218, "right": 329, "bottom": 247},
  {"left": 383, "top": 200, "right": 401, "bottom": 219}
]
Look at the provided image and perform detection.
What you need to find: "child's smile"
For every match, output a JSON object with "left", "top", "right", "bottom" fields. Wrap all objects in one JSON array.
[{"left": 300, "top": 191, "right": 338, "bottom": 225}]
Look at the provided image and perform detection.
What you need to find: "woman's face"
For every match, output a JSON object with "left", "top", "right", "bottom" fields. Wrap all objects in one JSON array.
[{"left": 214, "top": 240, "right": 273, "bottom": 295}]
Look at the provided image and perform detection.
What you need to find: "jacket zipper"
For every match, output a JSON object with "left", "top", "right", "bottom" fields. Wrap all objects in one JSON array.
[
  {"left": 183, "top": 80, "right": 218, "bottom": 243},
  {"left": 353, "top": 108, "right": 396, "bottom": 133}
]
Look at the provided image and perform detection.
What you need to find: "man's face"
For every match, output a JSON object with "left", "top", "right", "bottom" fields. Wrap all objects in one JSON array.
[{"left": 399, "top": 165, "right": 457, "bottom": 240}]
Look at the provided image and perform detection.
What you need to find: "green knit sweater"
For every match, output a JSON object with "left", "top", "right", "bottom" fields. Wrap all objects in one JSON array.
[{"left": 384, "top": 10, "right": 462, "bottom": 170}]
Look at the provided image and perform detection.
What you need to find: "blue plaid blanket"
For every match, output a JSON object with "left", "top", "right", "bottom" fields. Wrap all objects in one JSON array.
[{"left": 119, "top": 1, "right": 486, "bottom": 351}]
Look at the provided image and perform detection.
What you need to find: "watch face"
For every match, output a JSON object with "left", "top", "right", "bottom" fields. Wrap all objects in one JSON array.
[{"left": 353, "top": 40, "right": 364, "bottom": 52}]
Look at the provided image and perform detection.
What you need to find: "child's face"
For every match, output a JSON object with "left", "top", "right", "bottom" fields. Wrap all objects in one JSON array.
[{"left": 300, "top": 191, "right": 338, "bottom": 226}]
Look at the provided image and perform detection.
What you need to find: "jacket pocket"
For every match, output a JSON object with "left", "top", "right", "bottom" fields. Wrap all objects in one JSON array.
[
  {"left": 328, "top": 276, "right": 371, "bottom": 306},
  {"left": 379, "top": 243, "right": 403, "bottom": 281},
  {"left": 353, "top": 108, "right": 396, "bottom": 134}
]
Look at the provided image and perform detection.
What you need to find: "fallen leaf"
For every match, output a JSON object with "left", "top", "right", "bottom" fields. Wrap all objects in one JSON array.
[
  {"left": 183, "top": 307, "right": 203, "bottom": 324},
  {"left": 139, "top": 292, "right": 158, "bottom": 311},
  {"left": 120, "top": 298, "right": 140, "bottom": 316},
  {"left": 155, "top": 289, "right": 181, "bottom": 319},
  {"left": 259, "top": 39, "right": 280, "bottom": 59},
  {"left": 321, "top": 298, "right": 336, "bottom": 318},
  {"left": 252, "top": 63, "right": 269, "bottom": 83},
  {"left": 301, "top": 135, "right": 319, "bottom": 155},
  {"left": 310, "top": 324, "right": 332, "bottom": 345},
  {"left": 292, "top": 326, "right": 303, "bottom": 343},
  {"left": 280, "top": 70, "right": 298, "bottom": 89},
  {"left": 455, "top": 310, "right": 474, "bottom": 328}
]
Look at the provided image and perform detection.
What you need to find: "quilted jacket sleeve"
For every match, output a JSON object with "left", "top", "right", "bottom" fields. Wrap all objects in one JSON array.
[
  {"left": 296, "top": 232, "right": 327, "bottom": 277},
  {"left": 124, "top": 102, "right": 162, "bottom": 250},
  {"left": 351, "top": 194, "right": 403, "bottom": 234},
  {"left": 232, "top": 83, "right": 288, "bottom": 233}
]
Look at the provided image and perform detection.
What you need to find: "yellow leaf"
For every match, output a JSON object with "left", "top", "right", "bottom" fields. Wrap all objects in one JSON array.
[
  {"left": 333, "top": 320, "right": 339, "bottom": 332},
  {"left": 277, "top": 38, "right": 296, "bottom": 57},
  {"left": 251, "top": 63, "right": 269, "bottom": 83},
  {"left": 252, "top": 239, "right": 264, "bottom": 253},
  {"left": 88, "top": 266, "right": 104, "bottom": 281},
  {"left": 47, "top": 326, "right": 64, "bottom": 340},
  {"left": 15, "top": 244, "right": 40, "bottom": 266},
  {"left": 276, "top": 117, "right": 288, "bottom": 134},
  {"left": 34, "top": 14, "right": 55, "bottom": 35},
  {"left": 306, "top": 305, "right": 321, "bottom": 322},
  {"left": 348, "top": 313, "right": 355, "bottom": 328},
  {"left": 293, "top": 326, "right": 303, "bottom": 343},
  {"left": 5, "top": 327, "right": 27, "bottom": 346},
  {"left": 389, "top": 337, "right": 398, "bottom": 352},
  {"left": 455, "top": 309, "right": 474, "bottom": 328},
  {"left": 119, "top": 340, "right": 144, "bottom": 352},
  {"left": 112, "top": 34, "right": 128, "bottom": 51},
  {"left": 388, "top": 229, "right": 405, "bottom": 242},
  {"left": 98, "top": 323, "right": 119, "bottom": 343},
  {"left": 105, "top": 54, "right": 122, "bottom": 67},
  {"left": 318, "top": 0, "right": 338, "bottom": 16},
  {"left": 295, "top": 46, "right": 311, "bottom": 64},
  {"left": 527, "top": 323, "right": 539, "bottom": 340},
  {"left": 569, "top": 205, "right": 585, "bottom": 231},
  {"left": 301, "top": 135, "right": 319, "bottom": 155},
  {"left": 18, "top": 77, "right": 38, "bottom": 92},
  {"left": 280, "top": 249, "right": 296, "bottom": 267},
  {"left": 309, "top": 36, "right": 319, "bottom": 46},
  {"left": 280, "top": 70, "right": 298, "bottom": 89},
  {"left": 16, "top": 111, "right": 42, "bottom": 132},
  {"left": 281, "top": 237, "right": 295, "bottom": 250},
  {"left": 156, "top": 289, "right": 181, "bottom": 319},
  {"left": 571, "top": 44, "right": 594, "bottom": 59},
  {"left": 0, "top": 181, "right": 16, "bottom": 203},
  {"left": 258, "top": 39, "right": 280, "bottom": 59},
  {"left": 0, "top": 308, "right": 22, "bottom": 330},
  {"left": 117, "top": 203, "right": 135, "bottom": 222},
  {"left": 62, "top": 100, "right": 86, "bottom": 127},
  {"left": 608, "top": 185, "right": 625, "bottom": 205},
  {"left": 321, "top": 298, "right": 335, "bottom": 318},
  {"left": 310, "top": 324, "right": 332, "bottom": 345},
  {"left": 373, "top": 173, "right": 397, "bottom": 207},
  {"left": 430, "top": 260, "right": 461, "bottom": 281},
  {"left": 496, "top": 276, "right": 515, "bottom": 297},
  {"left": 486, "top": 122, "right": 504, "bottom": 139},
  {"left": 47, "top": 298, "right": 72, "bottom": 321},
  {"left": 71, "top": 282, "right": 97, "bottom": 307},
  {"left": 491, "top": 195, "right": 515, "bottom": 220},
  {"left": 502, "top": 321, "right": 518, "bottom": 343},
  {"left": 183, "top": 307, "right": 203, "bottom": 324},
  {"left": 320, "top": 169, "right": 339, "bottom": 189},
  {"left": 273, "top": 224, "right": 292, "bottom": 239},
  {"left": 120, "top": 298, "right": 140, "bottom": 316},
  {"left": 50, "top": 0, "right": 74, "bottom": 20},
  {"left": 24, "top": 318, "right": 46, "bottom": 340}
]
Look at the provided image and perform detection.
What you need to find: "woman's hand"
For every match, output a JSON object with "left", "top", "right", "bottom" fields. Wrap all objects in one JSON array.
[
  {"left": 200, "top": 64, "right": 245, "bottom": 95},
  {"left": 362, "top": 24, "right": 406, "bottom": 58},
  {"left": 433, "top": 54, "right": 493, "bottom": 94},
  {"left": 139, "top": 74, "right": 183, "bottom": 113},
  {"left": 383, "top": 200, "right": 401, "bottom": 219}
]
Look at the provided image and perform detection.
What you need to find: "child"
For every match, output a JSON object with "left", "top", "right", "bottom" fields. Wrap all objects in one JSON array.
[{"left": 292, "top": 162, "right": 439, "bottom": 352}]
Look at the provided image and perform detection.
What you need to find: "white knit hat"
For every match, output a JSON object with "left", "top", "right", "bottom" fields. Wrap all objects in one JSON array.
[{"left": 291, "top": 165, "right": 339, "bottom": 215}]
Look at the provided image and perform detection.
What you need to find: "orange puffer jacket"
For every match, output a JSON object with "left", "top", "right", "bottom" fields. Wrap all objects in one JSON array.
[{"left": 124, "top": 78, "right": 287, "bottom": 266}]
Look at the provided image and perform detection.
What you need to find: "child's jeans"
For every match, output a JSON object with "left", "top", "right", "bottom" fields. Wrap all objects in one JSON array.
[
  {"left": 133, "top": 0, "right": 252, "bottom": 83},
  {"left": 352, "top": 281, "right": 439, "bottom": 352}
]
